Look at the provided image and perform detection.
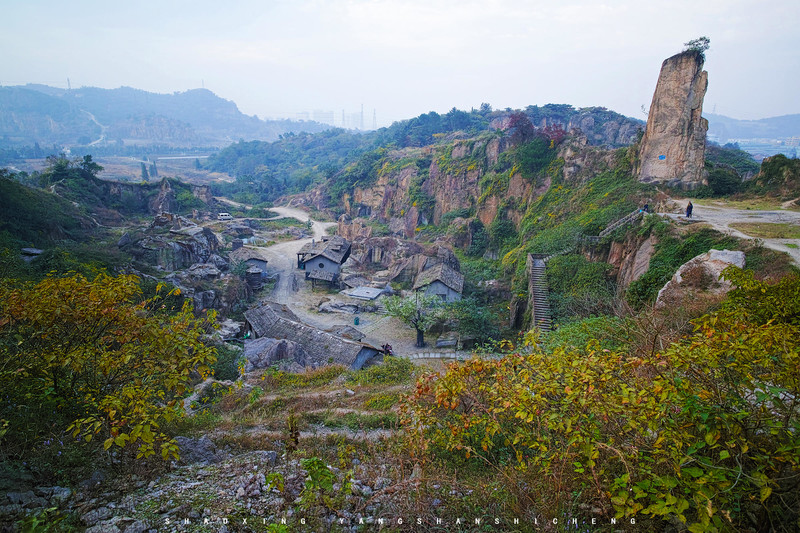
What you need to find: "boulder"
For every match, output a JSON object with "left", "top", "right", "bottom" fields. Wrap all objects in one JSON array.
[
  {"left": 187, "top": 263, "right": 221, "bottom": 280},
  {"left": 174, "top": 435, "right": 222, "bottom": 464},
  {"left": 656, "top": 249, "right": 745, "bottom": 307},
  {"left": 183, "top": 378, "right": 236, "bottom": 415},
  {"left": 192, "top": 290, "right": 218, "bottom": 314},
  {"left": 208, "top": 254, "right": 229, "bottom": 270},
  {"left": 214, "top": 319, "right": 242, "bottom": 340}
]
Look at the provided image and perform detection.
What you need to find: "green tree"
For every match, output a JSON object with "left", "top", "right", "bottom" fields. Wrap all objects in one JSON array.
[
  {"left": 384, "top": 294, "right": 444, "bottom": 348},
  {"left": 684, "top": 36, "right": 710, "bottom": 56},
  {"left": 446, "top": 298, "right": 501, "bottom": 344},
  {"left": 79, "top": 155, "right": 103, "bottom": 177},
  {"left": 140, "top": 162, "right": 149, "bottom": 182}
]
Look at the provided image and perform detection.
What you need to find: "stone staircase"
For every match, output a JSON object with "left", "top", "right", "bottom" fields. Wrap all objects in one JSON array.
[
  {"left": 525, "top": 208, "right": 646, "bottom": 333},
  {"left": 598, "top": 208, "right": 644, "bottom": 238},
  {"left": 528, "top": 256, "right": 553, "bottom": 332}
]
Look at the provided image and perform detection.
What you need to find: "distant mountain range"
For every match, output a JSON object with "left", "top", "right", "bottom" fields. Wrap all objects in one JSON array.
[
  {"left": 706, "top": 113, "right": 800, "bottom": 142},
  {"left": 0, "top": 85, "right": 330, "bottom": 149}
]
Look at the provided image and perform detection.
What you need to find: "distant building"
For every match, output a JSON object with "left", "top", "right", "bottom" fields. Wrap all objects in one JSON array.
[
  {"left": 243, "top": 302, "right": 380, "bottom": 370},
  {"left": 296, "top": 236, "right": 351, "bottom": 285},
  {"left": 412, "top": 262, "right": 464, "bottom": 302},
  {"left": 229, "top": 246, "right": 269, "bottom": 275}
]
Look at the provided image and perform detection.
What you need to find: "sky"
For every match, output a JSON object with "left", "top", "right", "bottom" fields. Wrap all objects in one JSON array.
[{"left": 1, "top": 0, "right": 797, "bottom": 128}]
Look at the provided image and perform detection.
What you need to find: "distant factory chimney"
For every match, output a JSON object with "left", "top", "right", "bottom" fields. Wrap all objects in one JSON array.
[{"left": 372, "top": 109, "right": 377, "bottom": 130}]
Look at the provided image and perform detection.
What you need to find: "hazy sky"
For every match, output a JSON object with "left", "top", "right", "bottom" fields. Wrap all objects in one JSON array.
[{"left": 2, "top": 0, "right": 797, "bottom": 127}]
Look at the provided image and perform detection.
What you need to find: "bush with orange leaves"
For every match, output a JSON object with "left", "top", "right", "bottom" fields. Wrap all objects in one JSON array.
[{"left": 401, "top": 267, "right": 800, "bottom": 531}]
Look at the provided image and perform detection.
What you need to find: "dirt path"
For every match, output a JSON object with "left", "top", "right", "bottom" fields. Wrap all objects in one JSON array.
[
  {"left": 247, "top": 206, "right": 337, "bottom": 327},
  {"left": 665, "top": 199, "right": 800, "bottom": 265}
]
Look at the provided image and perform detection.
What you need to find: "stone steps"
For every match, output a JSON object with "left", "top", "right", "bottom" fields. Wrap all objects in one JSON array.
[{"left": 528, "top": 263, "right": 553, "bottom": 332}]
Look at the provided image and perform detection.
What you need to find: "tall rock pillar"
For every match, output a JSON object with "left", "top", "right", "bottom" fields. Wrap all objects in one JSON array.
[{"left": 638, "top": 50, "right": 708, "bottom": 189}]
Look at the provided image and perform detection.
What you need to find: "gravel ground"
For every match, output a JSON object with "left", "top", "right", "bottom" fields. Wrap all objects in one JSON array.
[{"left": 664, "top": 198, "right": 800, "bottom": 265}]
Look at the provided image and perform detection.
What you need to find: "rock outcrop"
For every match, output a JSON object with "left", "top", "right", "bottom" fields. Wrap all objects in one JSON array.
[
  {"left": 655, "top": 249, "right": 745, "bottom": 307},
  {"left": 120, "top": 222, "right": 221, "bottom": 271},
  {"left": 638, "top": 50, "right": 708, "bottom": 190}
]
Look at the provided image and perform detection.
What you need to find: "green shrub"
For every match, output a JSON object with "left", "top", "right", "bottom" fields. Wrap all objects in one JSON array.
[
  {"left": 212, "top": 343, "right": 243, "bottom": 381},
  {"left": 706, "top": 167, "right": 741, "bottom": 196},
  {"left": 546, "top": 254, "right": 615, "bottom": 320},
  {"left": 345, "top": 356, "right": 414, "bottom": 386}
]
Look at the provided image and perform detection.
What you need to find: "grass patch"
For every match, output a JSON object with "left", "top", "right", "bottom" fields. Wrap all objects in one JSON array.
[
  {"left": 363, "top": 393, "right": 401, "bottom": 410},
  {"left": 729, "top": 222, "right": 800, "bottom": 239},
  {"left": 302, "top": 411, "right": 398, "bottom": 430},
  {"left": 258, "top": 365, "right": 347, "bottom": 391},
  {"left": 345, "top": 356, "right": 415, "bottom": 386},
  {"left": 786, "top": 243, "right": 799, "bottom": 249}
]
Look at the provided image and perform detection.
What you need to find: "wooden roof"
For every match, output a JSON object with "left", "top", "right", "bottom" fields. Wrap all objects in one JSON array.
[
  {"left": 308, "top": 269, "right": 335, "bottom": 281},
  {"left": 229, "top": 246, "right": 270, "bottom": 263},
  {"left": 298, "top": 236, "right": 351, "bottom": 265},
  {"left": 412, "top": 262, "right": 464, "bottom": 293},
  {"left": 243, "top": 302, "right": 378, "bottom": 369}
]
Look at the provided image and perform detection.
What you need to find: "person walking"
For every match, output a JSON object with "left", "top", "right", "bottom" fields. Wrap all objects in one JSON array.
[{"left": 686, "top": 201, "right": 693, "bottom": 218}]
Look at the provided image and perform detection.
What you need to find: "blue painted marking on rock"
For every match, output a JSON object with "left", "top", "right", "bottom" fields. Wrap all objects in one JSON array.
[{"left": 658, "top": 154, "right": 666, "bottom": 160}]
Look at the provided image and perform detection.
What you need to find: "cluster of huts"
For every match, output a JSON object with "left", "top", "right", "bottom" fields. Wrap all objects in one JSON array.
[{"left": 237, "top": 234, "right": 466, "bottom": 372}]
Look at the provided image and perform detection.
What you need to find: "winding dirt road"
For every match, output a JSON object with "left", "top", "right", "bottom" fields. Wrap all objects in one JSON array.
[
  {"left": 665, "top": 199, "right": 800, "bottom": 265},
  {"left": 248, "top": 207, "right": 337, "bottom": 324}
]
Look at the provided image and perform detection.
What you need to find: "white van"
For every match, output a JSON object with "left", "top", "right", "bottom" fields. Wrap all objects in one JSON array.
[{"left": 217, "top": 212, "right": 234, "bottom": 221}]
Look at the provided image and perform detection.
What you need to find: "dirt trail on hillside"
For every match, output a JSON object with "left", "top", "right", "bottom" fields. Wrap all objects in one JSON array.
[{"left": 665, "top": 199, "right": 800, "bottom": 265}]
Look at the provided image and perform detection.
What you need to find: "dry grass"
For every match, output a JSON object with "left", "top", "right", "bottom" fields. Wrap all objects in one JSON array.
[
  {"left": 729, "top": 222, "right": 800, "bottom": 239},
  {"left": 693, "top": 197, "right": 800, "bottom": 212}
]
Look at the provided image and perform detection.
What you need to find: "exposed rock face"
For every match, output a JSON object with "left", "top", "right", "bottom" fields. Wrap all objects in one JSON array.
[
  {"left": 638, "top": 50, "right": 708, "bottom": 190},
  {"left": 120, "top": 217, "right": 222, "bottom": 273},
  {"left": 174, "top": 435, "right": 224, "bottom": 464},
  {"left": 337, "top": 214, "right": 373, "bottom": 240},
  {"left": 603, "top": 234, "right": 656, "bottom": 289},
  {"left": 656, "top": 249, "right": 745, "bottom": 307}
]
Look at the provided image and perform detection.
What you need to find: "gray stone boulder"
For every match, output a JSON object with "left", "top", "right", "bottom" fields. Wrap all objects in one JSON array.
[
  {"left": 192, "top": 290, "right": 218, "bottom": 314},
  {"left": 656, "top": 249, "right": 745, "bottom": 307},
  {"left": 187, "top": 263, "right": 221, "bottom": 280},
  {"left": 174, "top": 435, "right": 223, "bottom": 464},
  {"left": 208, "top": 254, "right": 229, "bottom": 270}
]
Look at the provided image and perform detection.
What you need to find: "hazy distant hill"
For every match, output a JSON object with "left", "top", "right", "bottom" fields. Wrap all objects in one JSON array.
[
  {"left": 707, "top": 113, "right": 800, "bottom": 141},
  {"left": 0, "top": 85, "right": 330, "bottom": 149}
]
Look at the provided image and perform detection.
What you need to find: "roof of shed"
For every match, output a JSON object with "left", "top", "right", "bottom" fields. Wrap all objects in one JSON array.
[
  {"left": 412, "top": 262, "right": 464, "bottom": 293},
  {"left": 243, "top": 302, "right": 378, "bottom": 368},
  {"left": 298, "top": 236, "right": 351, "bottom": 264}
]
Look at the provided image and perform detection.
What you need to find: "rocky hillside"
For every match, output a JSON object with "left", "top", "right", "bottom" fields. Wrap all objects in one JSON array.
[{"left": 0, "top": 85, "right": 330, "bottom": 149}]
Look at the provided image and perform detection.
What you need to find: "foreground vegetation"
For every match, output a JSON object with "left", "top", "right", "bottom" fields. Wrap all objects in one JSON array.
[{"left": 403, "top": 268, "right": 800, "bottom": 532}]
